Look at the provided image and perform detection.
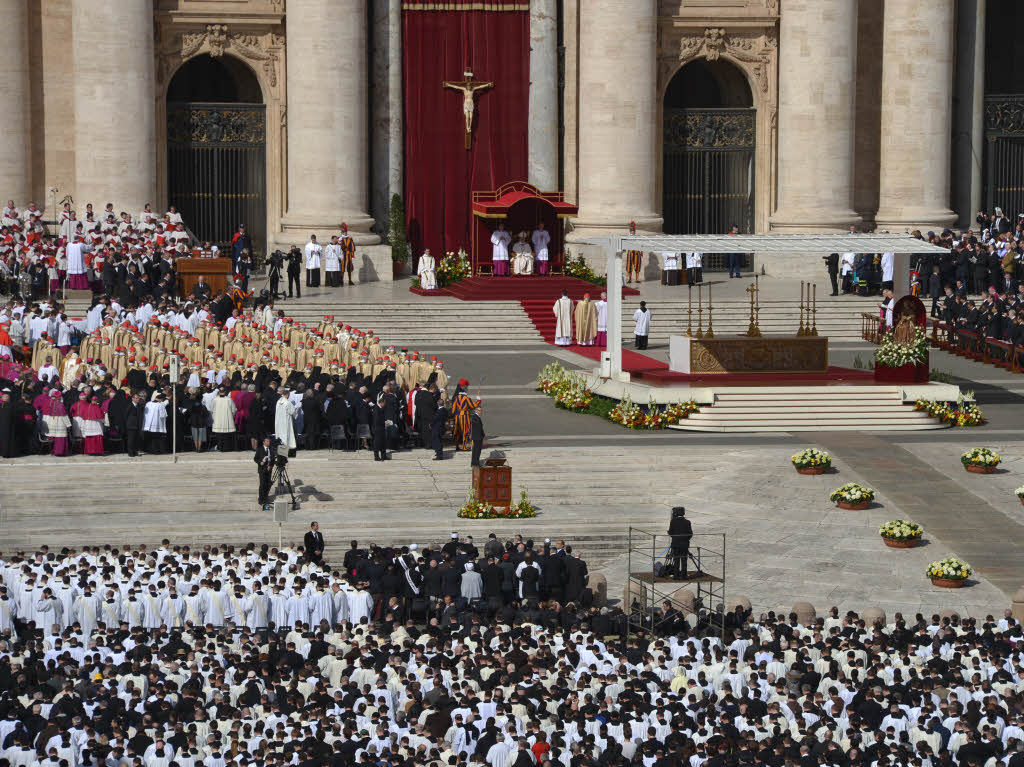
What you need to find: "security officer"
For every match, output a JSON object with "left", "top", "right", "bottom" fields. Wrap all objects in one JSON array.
[{"left": 286, "top": 245, "right": 302, "bottom": 298}]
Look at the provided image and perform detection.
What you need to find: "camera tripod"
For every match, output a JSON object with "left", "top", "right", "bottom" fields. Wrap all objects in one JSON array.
[{"left": 270, "top": 461, "right": 297, "bottom": 509}]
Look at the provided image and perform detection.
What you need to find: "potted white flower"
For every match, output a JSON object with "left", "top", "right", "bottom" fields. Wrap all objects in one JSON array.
[
  {"left": 829, "top": 483, "right": 875, "bottom": 510},
  {"left": 961, "top": 447, "right": 1001, "bottom": 474},
  {"left": 1016, "top": 486, "right": 1024, "bottom": 506},
  {"left": 791, "top": 448, "right": 831, "bottom": 475},
  {"left": 878, "top": 519, "right": 923, "bottom": 549},
  {"left": 925, "top": 557, "right": 972, "bottom": 588}
]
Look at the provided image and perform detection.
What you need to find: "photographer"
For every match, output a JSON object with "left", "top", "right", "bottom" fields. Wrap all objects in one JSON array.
[
  {"left": 255, "top": 434, "right": 275, "bottom": 508},
  {"left": 286, "top": 245, "right": 302, "bottom": 298},
  {"left": 267, "top": 250, "right": 284, "bottom": 298}
]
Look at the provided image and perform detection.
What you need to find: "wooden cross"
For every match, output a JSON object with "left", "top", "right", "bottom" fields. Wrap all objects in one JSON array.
[{"left": 443, "top": 69, "right": 494, "bottom": 150}]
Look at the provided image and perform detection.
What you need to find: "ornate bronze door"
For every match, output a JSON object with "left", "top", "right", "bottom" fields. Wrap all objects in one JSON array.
[
  {"left": 167, "top": 102, "right": 266, "bottom": 258},
  {"left": 663, "top": 107, "right": 755, "bottom": 242},
  {"left": 984, "top": 96, "right": 1024, "bottom": 219}
]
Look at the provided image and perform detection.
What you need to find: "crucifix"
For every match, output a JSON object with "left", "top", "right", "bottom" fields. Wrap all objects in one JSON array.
[{"left": 443, "top": 69, "right": 494, "bottom": 150}]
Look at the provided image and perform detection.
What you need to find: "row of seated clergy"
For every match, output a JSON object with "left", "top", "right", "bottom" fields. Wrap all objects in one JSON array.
[{"left": 415, "top": 224, "right": 554, "bottom": 289}]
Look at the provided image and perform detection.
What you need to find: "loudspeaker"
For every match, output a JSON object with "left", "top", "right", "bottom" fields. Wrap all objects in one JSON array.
[{"left": 272, "top": 499, "right": 289, "bottom": 522}]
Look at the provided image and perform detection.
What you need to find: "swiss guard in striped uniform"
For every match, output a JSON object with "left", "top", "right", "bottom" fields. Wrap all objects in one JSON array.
[
  {"left": 339, "top": 223, "right": 356, "bottom": 286},
  {"left": 451, "top": 378, "right": 480, "bottom": 451}
]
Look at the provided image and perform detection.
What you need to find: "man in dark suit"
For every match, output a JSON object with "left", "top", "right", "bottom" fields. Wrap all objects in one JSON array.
[
  {"left": 824, "top": 253, "right": 839, "bottom": 296},
  {"left": 431, "top": 402, "right": 446, "bottom": 461},
  {"left": 414, "top": 383, "right": 439, "bottom": 448},
  {"left": 469, "top": 406, "right": 484, "bottom": 467},
  {"left": 124, "top": 392, "right": 146, "bottom": 457},
  {"left": 255, "top": 436, "right": 275, "bottom": 508},
  {"left": 191, "top": 276, "right": 212, "bottom": 301},
  {"left": 304, "top": 521, "right": 325, "bottom": 565}
]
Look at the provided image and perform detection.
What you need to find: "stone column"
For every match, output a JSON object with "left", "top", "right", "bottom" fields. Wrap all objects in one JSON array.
[
  {"left": 570, "top": 0, "right": 661, "bottom": 236},
  {"left": 72, "top": 0, "right": 155, "bottom": 214},
  {"left": 952, "top": 0, "right": 985, "bottom": 227},
  {"left": 528, "top": 0, "right": 558, "bottom": 190},
  {"left": 283, "top": 0, "right": 379, "bottom": 244},
  {"left": 769, "top": 0, "right": 861, "bottom": 232},
  {"left": 0, "top": 2, "right": 30, "bottom": 206},
  {"left": 875, "top": 0, "right": 957, "bottom": 231},
  {"left": 370, "top": 0, "right": 403, "bottom": 235}
]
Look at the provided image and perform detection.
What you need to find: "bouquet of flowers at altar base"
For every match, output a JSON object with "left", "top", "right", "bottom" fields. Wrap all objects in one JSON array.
[
  {"left": 914, "top": 399, "right": 985, "bottom": 427},
  {"left": 663, "top": 400, "right": 700, "bottom": 423},
  {"left": 828, "top": 482, "right": 875, "bottom": 504},
  {"left": 875, "top": 326, "right": 928, "bottom": 368},
  {"left": 879, "top": 519, "right": 923, "bottom": 541},
  {"left": 553, "top": 374, "right": 593, "bottom": 412},
  {"left": 457, "top": 493, "right": 496, "bottom": 519},
  {"left": 537, "top": 361, "right": 568, "bottom": 394},
  {"left": 437, "top": 248, "right": 471, "bottom": 286},
  {"left": 956, "top": 401, "right": 985, "bottom": 427},
  {"left": 564, "top": 253, "right": 606, "bottom": 285},
  {"left": 925, "top": 556, "right": 972, "bottom": 581},
  {"left": 791, "top": 448, "right": 832, "bottom": 470},
  {"left": 609, "top": 395, "right": 646, "bottom": 429},
  {"left": 508, "top": 487, "right": 538, "bottom": 518},
  {"left": 961, "top": 447, "right": 1000, "bottom": 467}
]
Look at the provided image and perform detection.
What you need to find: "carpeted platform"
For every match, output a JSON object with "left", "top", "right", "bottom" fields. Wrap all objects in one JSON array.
[{"left": 631, "top": 365, "right": 876, "bottom": 386}]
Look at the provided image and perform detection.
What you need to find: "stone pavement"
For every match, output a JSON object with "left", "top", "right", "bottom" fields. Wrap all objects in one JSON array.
[{"left": 0, "top": 444, "right": 1010, "bottom": 619}]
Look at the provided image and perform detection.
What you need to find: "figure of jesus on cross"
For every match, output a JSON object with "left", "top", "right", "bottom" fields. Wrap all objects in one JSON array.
[{"left": 444, "top": 69, "right": 493, "bottom": 150}]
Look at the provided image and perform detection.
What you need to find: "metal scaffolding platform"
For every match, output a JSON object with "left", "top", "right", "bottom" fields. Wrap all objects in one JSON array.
[{"left": 625, "top": 527, "right": 726, "bottom": 641}]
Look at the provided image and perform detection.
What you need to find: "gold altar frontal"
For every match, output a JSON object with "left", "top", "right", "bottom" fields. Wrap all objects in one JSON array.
[{"left": 668, "top": 335, "right": 829, "bottom": 374}]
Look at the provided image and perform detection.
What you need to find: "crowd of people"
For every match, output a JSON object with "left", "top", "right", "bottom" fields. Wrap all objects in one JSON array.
[
  {"left": 0, "top": 291, "right": 488, "bottom": 463},
  {"left": 0, "top": 531, "right": 1020, "bottom": 767}
]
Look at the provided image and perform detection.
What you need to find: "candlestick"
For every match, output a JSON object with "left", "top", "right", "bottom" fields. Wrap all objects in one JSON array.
[
  {"left": 686, "top": 285, "right": 693, "bottom": 337},
  {"left": 705, "top": 282, "right": 714, "bottom": 338},
  {"left": 755, "top": 274, "right": 761, "bottom": 333},
  {"left": 811, "top": 283, "right": 818, "bottom": 336},
  {"left": 798, "top": 281, "right": 806, "bottom": 336},
  {"left": 696, "top": 284, "right": 704, "bottom": 338}
]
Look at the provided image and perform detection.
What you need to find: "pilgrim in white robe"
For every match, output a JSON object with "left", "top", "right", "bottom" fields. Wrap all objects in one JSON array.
[
  {"left": 417, "top": 252, "right": 438, "bottom": 290},
  {"left": 552, "top": 295, "right": 573, "bottom": 346}
]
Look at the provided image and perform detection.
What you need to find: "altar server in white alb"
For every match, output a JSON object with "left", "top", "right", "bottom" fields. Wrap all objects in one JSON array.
[
  {"left": 417, "top": 249, "right": 438, "bottom": 290},
  {"left": 304, "top": 234, "right": 323, "bottom": 288},
  {"left": 553, "top": 289, "right": 573, "bottom": 346},
  {"left": 633, "top": 301, "right": 651, "bottom": 350},
  {"left": 324, "top": 235, "right": 342, "bottom": 287},
  {"left": 661, "top": 251, "right": 681, "bottom": 286},
  {"left": 595, "top": 291, "right": 608, "bottom": 346},
  {"left": 490, "top": 222, "right": 511, "bottom": 276},
  {"left": 66, "top": 236, "right": 93, "bottom": 290},
  {"left": 532, "top": 222, "right": 551, "bottom": 275}
]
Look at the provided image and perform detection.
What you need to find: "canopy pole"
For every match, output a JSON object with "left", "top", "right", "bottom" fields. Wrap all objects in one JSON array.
[
  {"left": 606, "top": 240, "right": 627, "bottom": 381},
  {"left": 893, "top": 253, "right": 912, "bottom": 301}
]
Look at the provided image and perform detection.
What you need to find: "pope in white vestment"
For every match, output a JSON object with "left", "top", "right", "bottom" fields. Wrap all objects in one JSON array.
[
  {"left": 491, "top": 225, "right": 511, "bottom": 276},
  {"left": 511, "top": 233, "right": 534, "bottom": 275},
  {"left": 553, "top": 294, "right": 573, "bottom": 346},
  {"left": 417, "top": 250, "right": 438, "bottom": 290}
]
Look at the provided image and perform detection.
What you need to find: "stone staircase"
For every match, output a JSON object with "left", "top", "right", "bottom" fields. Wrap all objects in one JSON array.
[
  {"left": 670, "top": 387, "right": 947, "bottom": 432},
  {"left": 0, "top": 448, "right": 680, "bottom": 570}
]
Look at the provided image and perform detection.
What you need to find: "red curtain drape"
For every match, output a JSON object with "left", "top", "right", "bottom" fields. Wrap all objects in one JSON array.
[{"left": 402, "top": 4, "right": 529, "bottom": 265}]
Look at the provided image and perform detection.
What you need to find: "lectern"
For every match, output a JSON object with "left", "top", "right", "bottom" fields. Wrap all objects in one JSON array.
[
  {"left": 472, "top": 457, "right": 511, "bottom": 509},
  {"left": 177, "top": 257, "right": 233, "bottom": 296}
]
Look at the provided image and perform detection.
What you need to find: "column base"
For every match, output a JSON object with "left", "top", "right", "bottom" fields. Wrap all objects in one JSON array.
[
  {"left": 279, "top": 212, "right": 381, "bottom": 245},
  {"left": 874, "top": 207, "right": 957, "bottom": 233},
  {"left": 567, "top": 213, "right": 663, "bottom": 243},
  {"left": 769, "top": 208, "right": 863, "bottom": 233}
]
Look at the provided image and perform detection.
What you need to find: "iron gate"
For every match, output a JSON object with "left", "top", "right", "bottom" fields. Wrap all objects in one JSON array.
[
  {"left": 985, "top": 95, "right": 1024, "bottom": 218},
  {"left": 167, "top": 102, "right": 266, "bottom": 258},
  {"left": 663, "top": 108, "right": 755, "bottom": 268}
]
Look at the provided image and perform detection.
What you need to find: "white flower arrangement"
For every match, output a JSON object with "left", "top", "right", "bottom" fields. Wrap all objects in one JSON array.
[
  {"left": 874, "top": 326, "right": 928, "bottom": 368},
  {"left": 829, "top": 483, "right": 875, "bottom": 504},
  {"left": 925, "top": 556, "right": 972, "bottom": 581},
  {"left": 878, "top": 519, "right": 923, "bottom": 541},
  {"left": 1015, "top": 486, "right": 1024, "bottom": 498},
  {"left": 791, "top": 448, "right": 831, "bottom": 470},
  {"left": 960, "top": 447, "right": 1001, "bottom": 467}
]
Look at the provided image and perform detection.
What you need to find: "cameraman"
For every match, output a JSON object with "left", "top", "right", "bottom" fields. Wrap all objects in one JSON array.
[
  {"left": 286, "top": 245, "right": 302, "bottom": 298},
  {"left": 267, "top": 250, "right": 284, "bottom": 298},
  {"left": 255, "top": 435, "right": 275, "bottom": 508}
]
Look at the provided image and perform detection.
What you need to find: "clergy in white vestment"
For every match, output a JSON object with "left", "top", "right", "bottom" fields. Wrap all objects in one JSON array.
[
  {"left": 275, "top": 391, "right": 297, "bottom": 450},
  {"left": 348, "top": 584, "right": 374, "bottom": 626},
  {"left": 594, "top": 291, "right": 608, "bottom": 346},
  {"left": 65, "top": 240, "right": 93, "bottom": 290},
  {"left": 417, "top": 249, "right": 438, "bottom": 290},
  {"left": 243, "top": 588, "right": 270, "bottom": 630},
  {"left": 661, "top": 251, "right": 681, "bottom": 286},
  {"left": 632, "top": 301, "right": 651, "bottom": 350},
  {"left": 531, "top": 223, "right": 551, "bottom": 275},
  {"left": 553, "top": 290, "right": 573, "bottom": 346},
  {"left": 511, "top": 232, "right": 534, "bottom": 275},
  {"left": 310, "top": 584, "right": 334, "bottom": 627},
  {"left": 143, "top": 396, "right": 168, "bottom": 453},
  {"left": 285, "top": 588, "right": 309, "bottom": 629},
  {"left": 304, "top": 235, "right": 323, "bottom": 288},
  {"left": 490, "top": 223, "right": 511, "bottom": 276},
  {"left": 324, "top": 236, "right": 342, "bottom": 287}
]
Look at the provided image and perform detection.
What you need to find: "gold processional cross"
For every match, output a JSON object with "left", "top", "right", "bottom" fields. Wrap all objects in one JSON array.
[{"left": 443, "top": 69, "right": 494, "bottom": 150}]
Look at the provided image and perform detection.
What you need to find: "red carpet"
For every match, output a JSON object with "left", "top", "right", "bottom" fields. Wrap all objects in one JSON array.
[
  {"left": 632, "top": 365, "right": 876, "bottom": 385},
  {"left": 410, "top": 275, "right": 640, "bottom": 302}
]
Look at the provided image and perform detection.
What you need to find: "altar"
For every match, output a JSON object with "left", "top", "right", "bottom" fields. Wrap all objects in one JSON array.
[{"left": 669, "top": 335, "right": 829, "bottom": 374}]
